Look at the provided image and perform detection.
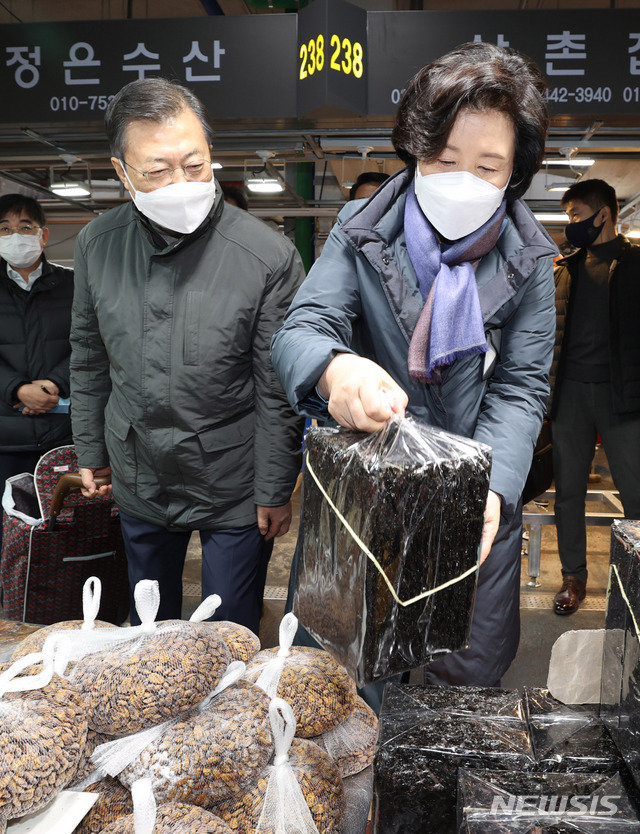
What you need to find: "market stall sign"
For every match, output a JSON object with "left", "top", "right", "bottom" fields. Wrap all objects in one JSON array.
[
  {"left": 367, "top": 9, "right": 640, "bottom": 116},
  {"left": 0, "top": 15, "right": 298, "bottom": 123},
  {"left": 296, "top": 0, "right": 367, "bottom": 117}
]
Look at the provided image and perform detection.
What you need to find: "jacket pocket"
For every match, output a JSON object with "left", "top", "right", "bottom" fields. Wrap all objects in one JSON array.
[
  {"left": 197, "top": 410, "right": 254, "bottom": 453},
  {"left": 183, "top": 291, "right": 202, "bottom": 366},
  {"left": 104, "top": 407, "right": 137, "bottom": 489},
  {"left": 196, "top": 410, "right": 254, "bottom": 495}
]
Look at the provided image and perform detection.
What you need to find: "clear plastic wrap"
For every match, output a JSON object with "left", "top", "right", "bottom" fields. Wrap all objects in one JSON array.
[
  {"left": 102, "top": 665, "right": 274, "bottom": 808},
  {"left": 59, "top": 581, "right": 231, "bottom": 736},
  {"left": 75, "top": 776, "right": 133, "bottom": 833},
  {"left": 458, "top": 769, "right": 640, "bottom": 833},
  {"left": 295, "top": 417, "right": 490, "bottom": 686},
  {"left": 606, "top": 521, "right": 640, "bottom": 791},
  {"left": 0, "top": 640, "right": 88, "bottom": 821},
  {"left": 525, "top": 688, "right": 622, "bottom": 774},
  {"left": 10, "top": 577, "right": 115, "bottom": 662},
  {"left": 310, "top": 695, "right": 378, "bottom": 778},
  {"left": 373, "top": 683, "right": 535, "bottom": 834},
  {"left": 213, "top": 698, "right": 344, "bottom": 833},
  {"left": 96, "top": 778, "right": 233, "bottom": 834},
  {"left": 243, "top": 612, "right": 357, "bottom": 738}
]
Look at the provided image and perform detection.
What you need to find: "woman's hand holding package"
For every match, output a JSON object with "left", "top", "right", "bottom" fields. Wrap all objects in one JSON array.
[{"left": 318, "top": 354, "right": 408, "bottom": 433}]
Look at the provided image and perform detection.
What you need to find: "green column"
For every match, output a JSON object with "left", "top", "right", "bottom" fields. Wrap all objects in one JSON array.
[{"left": 295, "top": 162, "right": 314, "bottom": 273}]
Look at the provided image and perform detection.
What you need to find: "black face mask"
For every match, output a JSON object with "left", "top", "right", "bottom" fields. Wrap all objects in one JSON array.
[{"left": 564, "top": 210, "right": 606, "bottom": 249}]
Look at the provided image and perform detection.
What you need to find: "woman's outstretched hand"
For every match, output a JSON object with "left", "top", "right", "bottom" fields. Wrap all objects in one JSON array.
[{"left": 318, "top": 354, "right": 408, "bottom": 433}]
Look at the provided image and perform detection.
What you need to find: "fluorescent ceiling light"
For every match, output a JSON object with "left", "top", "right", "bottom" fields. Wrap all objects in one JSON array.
[
  {"left": 546, "top": 183, "right": 571, "bottom": 193},
  {"left": 246, "top": 177, "right": 283, "bottom": 194},
  {"left": 51, "top": 182, "right": 91, "bottom": 197},
  {"left": 626, "top": 229, "right": 640, "bottom": 239},
  {"left": 542, "top": 158, "right": 595, "bottom": 168},
  {"left": 211, "top": 162, "right": 223, "bottom": 170},
  {"left": 533, "top": 212, "right": 569, "bottom": 223}
]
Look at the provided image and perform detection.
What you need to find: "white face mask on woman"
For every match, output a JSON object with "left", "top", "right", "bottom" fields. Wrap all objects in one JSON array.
[
  {"left": 0, "top": 231, "right": 43, "bottom": 268},
  {"left": 120, "top": 163, "right": 217, "bottom": 235},
  {"left": 414, "top": 169, "right": 508, "bottom": 240}
]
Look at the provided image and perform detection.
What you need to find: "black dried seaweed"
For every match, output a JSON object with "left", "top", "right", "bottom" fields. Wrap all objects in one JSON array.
[
  {"left": 525, "top": 689, "right": 622, "bottom": 774},
  {"left": 606, "top": 525, "right": 640, "bottom": 791},
  {"left": 295, "top": 419, "right": 490, "bottom": 686},
  {"left": 458, "top": 769, "right": 640, "bottom": 834},
  {"left": 373, "top": 684, "right": 534, "bottom": 834}
]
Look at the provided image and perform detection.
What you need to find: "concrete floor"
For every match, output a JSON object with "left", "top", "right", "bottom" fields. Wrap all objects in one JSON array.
[{"left": 182, "top": 446, "right": 617, "bottom": 692}]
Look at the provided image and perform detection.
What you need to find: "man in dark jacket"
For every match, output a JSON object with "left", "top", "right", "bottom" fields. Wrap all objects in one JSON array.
[
  {"left": 551, "top": 178, "right": 640, "bottom": 615},
  {"left": 0, "top": 194, "right": 73, "bottom": 546},
  {"left": 70, "top": 78, "right": 305, "bottom": 631}
]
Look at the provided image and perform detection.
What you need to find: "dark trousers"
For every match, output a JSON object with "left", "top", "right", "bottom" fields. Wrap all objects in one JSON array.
[
  {"left": 285, "top": 502, "right": 523, "bottom": 710},
  {"left": 0, "top": 451, "right": 41, "bottom": 550},
  {"left": 119, "top": 511, "right": 273, "bottom": 634},
  {"left": 552, "top": 379, "right": 640, "bottom": 584}
]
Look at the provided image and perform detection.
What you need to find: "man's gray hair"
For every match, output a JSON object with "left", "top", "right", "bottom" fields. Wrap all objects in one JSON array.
[{"left": 105, "top": 77, "right": 213, "bottom": 159}]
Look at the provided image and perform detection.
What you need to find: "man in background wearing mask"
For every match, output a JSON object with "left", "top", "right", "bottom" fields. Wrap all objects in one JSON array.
[
  {"left": 551, "top": 178, "right": 640, "bottom": 615},
  {"left": 70, "top": 78, "right": 305, "bottom": 631},
  {"left": 0, "top": 194, "right": 73, "bottom": 548}
]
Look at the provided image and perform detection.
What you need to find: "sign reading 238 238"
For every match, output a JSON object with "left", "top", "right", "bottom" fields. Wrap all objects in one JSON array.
[{"left": 299, "top": 34, "right": 364, "bottom": 79}]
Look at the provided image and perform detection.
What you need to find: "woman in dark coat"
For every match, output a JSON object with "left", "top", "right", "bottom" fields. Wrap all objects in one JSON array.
[
  {"left": 272, "top": 43, "right": 556, "bottom": 694},
  {"left": 0, "top": 194, "right": 73, "bottom": 540}
]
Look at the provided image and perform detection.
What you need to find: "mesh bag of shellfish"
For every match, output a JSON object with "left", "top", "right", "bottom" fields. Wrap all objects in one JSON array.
[
  {"left": 309, "top": 695, "right": 378, "bottom": 778},
  {"left": 54, "top": 581, "right": 231, "bottom": 736},
  {"left": 88, "top": 662, "right": 273, "bottom": 809},
  {"left": 10, "top": 577, "right": 116, "bottom": 663},
  {"left": 243, "top": 612, "right": 356, "bottom": 738},
  {"left": 296, "top": 417, "right": 491, "bottom": 687},
  {"left": 213, "top": 698, "right": 345, "bottom": 834},
  {"left": 75, "top": 776, "right": 133, "bottom": 834},
  {"left": 0, "top": 639, "right": 88, "bottom": 822},
  {"left": 205, "top": 620, "right": 260, "bottom": 663},
  {"left": 96, "top": 778, "right": 233, "bottom": 834}
]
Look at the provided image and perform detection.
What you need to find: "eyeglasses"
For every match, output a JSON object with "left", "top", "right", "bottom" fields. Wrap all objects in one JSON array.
[
  {"left": 0, "top": 222, "right": 41, "bottom": 237},
  {"left": 121, "top": 159, "right": 212, "bottom": 188}
]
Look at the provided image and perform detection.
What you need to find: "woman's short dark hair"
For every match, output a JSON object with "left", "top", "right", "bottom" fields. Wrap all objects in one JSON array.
[
  {"left": 105, "top": 78, "right": 214, "bottom": 160},
  {"left": 561, "top": 178, "right": 619, "bottom": 223},
  {"left": 0, "top": 193, "right": 46, "bottom": 227},
  {"left": 392, "top": 42, "right": 549, "bottom": 202}
]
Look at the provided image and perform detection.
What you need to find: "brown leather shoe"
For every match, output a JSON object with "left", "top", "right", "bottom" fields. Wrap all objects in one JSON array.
[{"left": 553, "top": 576, "right": 587, "bottom": 615}]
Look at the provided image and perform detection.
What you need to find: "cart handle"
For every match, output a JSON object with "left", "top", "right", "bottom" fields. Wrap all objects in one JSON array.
[{"left": 49, "top": 473, "right": 111, "bottom": 529}]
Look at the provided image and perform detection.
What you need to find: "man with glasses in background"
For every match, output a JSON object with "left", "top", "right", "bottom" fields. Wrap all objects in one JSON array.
[
  {"left": 70, "top": 78, "right": 305, "bottom": 630},
  {"left": 0, "top": 194, "right": 73, "bottom": 548}
]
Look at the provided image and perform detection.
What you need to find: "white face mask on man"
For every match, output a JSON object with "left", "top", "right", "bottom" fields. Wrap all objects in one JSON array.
[
  {"left": 414, "top": 169, "right": 508, "bottom": 240},
  {"left": 120, "top": 163, "right": 217, "bottom": 235},
  {"left": 0, "top": 231, "right": 43, "bottom": 269}
]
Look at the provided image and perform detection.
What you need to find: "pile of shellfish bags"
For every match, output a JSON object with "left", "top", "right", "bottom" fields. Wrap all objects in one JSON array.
[{"left": 0, "top": 579, "right": 376, "bottom": 834}]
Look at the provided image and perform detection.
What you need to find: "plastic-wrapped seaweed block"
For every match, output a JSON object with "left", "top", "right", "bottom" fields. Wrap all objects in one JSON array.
[
  {"left": 458, "top": 768, "right": 640, "bottom": 833},
  {"left": 606, "top": 521, "right": 640, "bottom": 790},
  {"left": 601, "top": 527, "right": 632, "bottom": 738},
  {"left": 525, "top": 689, "right": 622, "bottom": 774},
  {"left": 373, "top": 683, "right": 534, "bottom": 834},
  {"left": 295, "top": 417, "right": 490, "bottom": 686}
]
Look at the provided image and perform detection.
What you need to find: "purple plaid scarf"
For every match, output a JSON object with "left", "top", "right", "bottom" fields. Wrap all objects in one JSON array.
[{"left": 404, "top": 187, "right": 506, "bottom": 383}]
